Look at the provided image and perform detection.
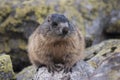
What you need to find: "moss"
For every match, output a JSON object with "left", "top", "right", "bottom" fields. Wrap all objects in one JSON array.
[
  {"left": 0, "top": 3, "right": 55, "bottom": 34},
  {"left": 18, "top": 39, "right": 27, "bottom": 50},
  {"left": 0, "top": 5, "right": 11, "bottom": 21},
  {"left": 0, "top": 5, "right": 12, "bottom": 33},
  {"left": 0, "top": 54, "right": 15, "bottom": 79},
  {"left": 0, "top": 55, "right": 11, "bottom": 72},
  {"left": 15, "top": 6, "right": 32, "bottom": 18},
  {"left": 88, "top": 61, "right": 98, "bottom": 68},
  {"left": 0, "top": 42, "right": 11, "bottom": 53},
  {"left": 0, "top": 43, "right": 4, "bottom": 52},
  {"left": 4, "top": 42, "right": 11, "bottom": 53},
  {"left": 0, "top": 16, "right": 22, "bottom": 33},
  {"left": 34, "top": 5, "right": 55, "bottom": 23}
]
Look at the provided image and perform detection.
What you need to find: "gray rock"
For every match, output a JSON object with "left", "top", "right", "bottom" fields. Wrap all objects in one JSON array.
[
  {"left": 16, "top": 66, "right": 36, "bottom": 80},
  {"left": 90, "top": 52, "right": 120, "bottom": 80},
  {"left": 33, "top": 52, "right": 120, "bottom": 80},
  {"left": 85, "top": 39, "right": 120, "bottom": 62},
  {"left": 33, "top": 61, "right": 94, "bottom": 80}
]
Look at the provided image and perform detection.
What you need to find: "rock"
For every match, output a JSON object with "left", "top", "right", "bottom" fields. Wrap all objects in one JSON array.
[
  {"left": 0, "top": 0, "right": 120, "bottom": 73},
  {"left": 17, "top": 61, "right": 94, "bottom": 80},
  {"left": 33, "top": 61, "right": 94, "bottom": 80},
  {"left": 104, "top": 19, "right": 120, "bottom": 38},
  {"left": 16, "top": 66, "right": 36, "bottom": 80},
  {"left": 16, "top": 39, "right": 120, "bottom": 80},
  {"left": 33, "top": 52, "right": 120, "bottom": 80},
  {"left": 86, "top": 5, "right": 120, "bottom": 45},
  {"left": 0, "top": 54, "right": 15, "bottom": 80},
  {"left": 85, "top": 39, "right": 120, "bottom": 68},
  {"left": 90, "top": 52, "right": 120, "bottom": 80}
]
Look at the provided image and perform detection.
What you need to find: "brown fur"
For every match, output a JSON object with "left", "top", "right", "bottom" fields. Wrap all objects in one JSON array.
[{"left": 28, "top": 15, "right": 85, "bottom": 73}]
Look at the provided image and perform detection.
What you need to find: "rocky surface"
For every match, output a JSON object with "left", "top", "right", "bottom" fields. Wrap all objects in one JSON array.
[
  {"left": 16, "top": 39, "right": 120, "bottom": 80},
  {"left": 16, "top": 66, "right": 36, "bottom": 80},
  {"left": 85, "top": 39, "right": 120, "bottom": 68},
  {"left": 17, "top": 61, "right": 94, "bottom": 80},
  {"left": 90, "top": 52, "right": 120, "bottom": 80},
  {"left": 33, "top": 61, "right": 94, "bottom": 80},
  {"left": 33, "top": 52, "right": 120, "bottom": 80},
  {"left": 0, "top": 0, "right": 120, "bottom": 73},
  {"left": 0, "top": 54, "right": 15, "bottom": 80}
]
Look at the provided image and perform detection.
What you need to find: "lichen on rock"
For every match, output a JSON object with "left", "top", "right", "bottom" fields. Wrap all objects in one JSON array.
[
  {"left": 85, "top": 39, "right": 120, "bottom": 68},
  {"left": 0, "top": 54, "right": 15, "bottom": 80}
]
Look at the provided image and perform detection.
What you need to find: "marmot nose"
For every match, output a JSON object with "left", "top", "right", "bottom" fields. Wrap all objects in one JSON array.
[{"left": 62, "top": 27, "right": 69, "bottom": 35}]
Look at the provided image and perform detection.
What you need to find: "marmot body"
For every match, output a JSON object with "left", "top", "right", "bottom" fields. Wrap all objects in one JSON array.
[{"left": 28, "top": 14, "right": 85, "bottom": 73}]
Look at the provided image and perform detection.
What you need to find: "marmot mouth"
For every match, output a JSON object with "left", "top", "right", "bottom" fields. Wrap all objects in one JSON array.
[{"left": 58, "top": 34, "right": 68, "bottom": 38}]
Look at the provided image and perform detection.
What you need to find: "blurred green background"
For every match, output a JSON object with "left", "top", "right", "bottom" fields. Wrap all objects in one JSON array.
[{"left": 0, "top": 0, "right": 120, "bottom": 73}]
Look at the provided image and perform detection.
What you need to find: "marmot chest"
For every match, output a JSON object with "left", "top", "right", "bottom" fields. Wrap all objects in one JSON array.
[{"left": 47, "top": 41, "right": 75, "bottom": 62}]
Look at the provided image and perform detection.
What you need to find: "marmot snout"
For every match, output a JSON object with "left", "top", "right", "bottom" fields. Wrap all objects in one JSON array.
[{"left": 28, "top": 13, "right": 85, "bottom": 73}]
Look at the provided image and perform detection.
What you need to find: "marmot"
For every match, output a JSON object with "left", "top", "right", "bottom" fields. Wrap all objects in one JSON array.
[{"left": 28, "top": 14, "right": 85, "bottom": 73}]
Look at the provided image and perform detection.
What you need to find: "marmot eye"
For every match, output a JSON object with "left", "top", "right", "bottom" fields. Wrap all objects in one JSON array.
[{"left": 52, "top": 22, "right": 58, "bottom": 27}]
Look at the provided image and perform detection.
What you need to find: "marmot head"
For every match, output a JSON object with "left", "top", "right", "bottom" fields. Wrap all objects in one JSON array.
[{"left": 40, "top": 14, "right": 76, "bottom": 40}]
